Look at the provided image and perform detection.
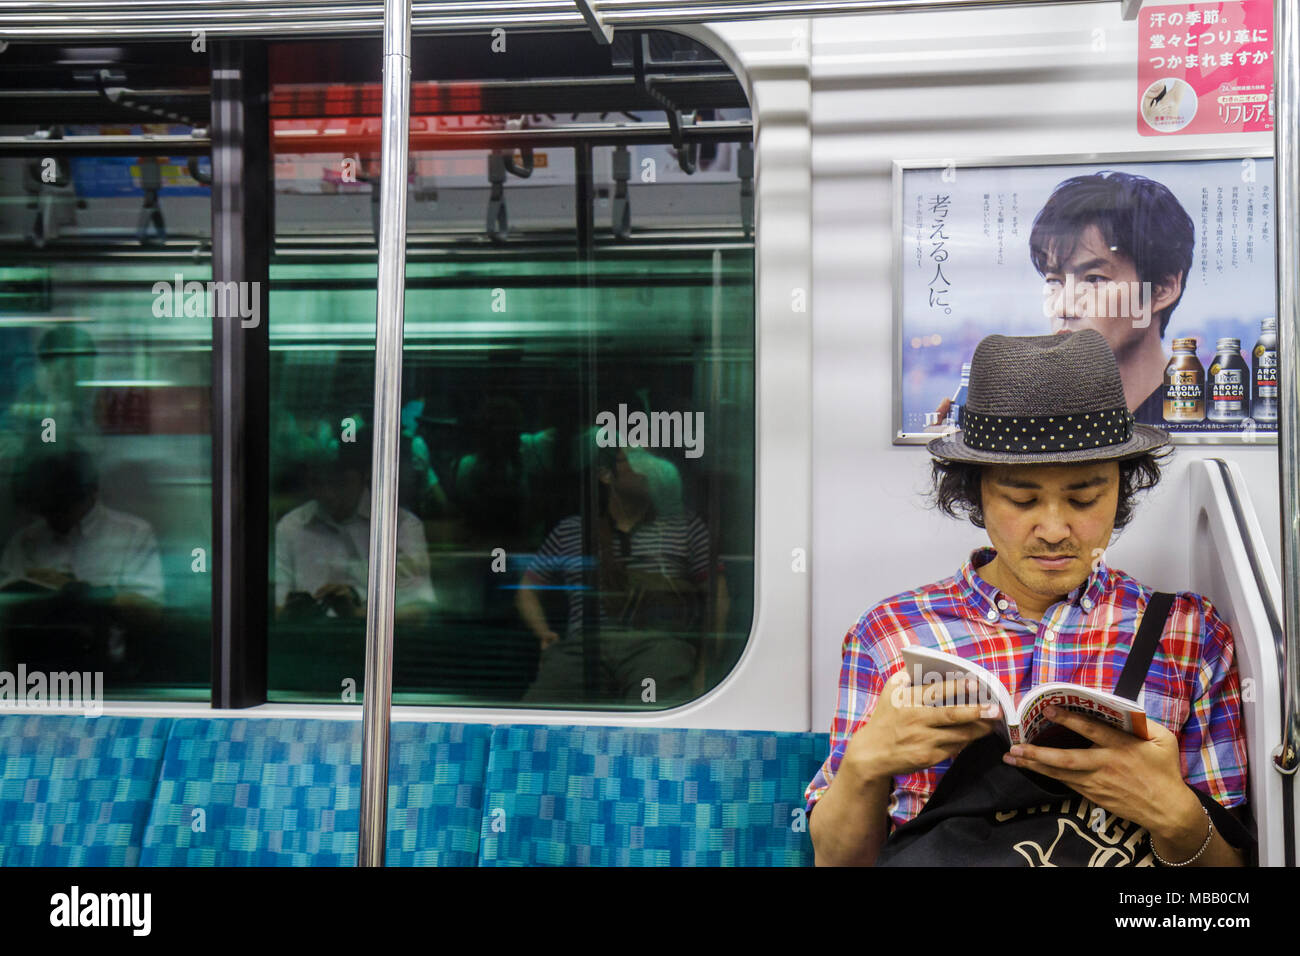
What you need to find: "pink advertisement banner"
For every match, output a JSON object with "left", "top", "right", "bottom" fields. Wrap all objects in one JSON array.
[{"left": 1138, "top": 0, "right": 1274, "bottom": 136}]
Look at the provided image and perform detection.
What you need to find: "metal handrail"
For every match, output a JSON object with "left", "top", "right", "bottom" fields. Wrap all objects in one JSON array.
[
  {"left": 1273, "top": 0, "right": 1299, "bottom": 778},
  {"left": 1212, "top": 461, "right": 1288, "bottom": 741},
  {"left": 0, "top": 121, "right": 751, "bottom": 157},
  {"left": 0, "top": 0, "right": 1109, "bottom": 38},
  {"left": 0, "top": 135, "right": 210, "bottom": 156}
]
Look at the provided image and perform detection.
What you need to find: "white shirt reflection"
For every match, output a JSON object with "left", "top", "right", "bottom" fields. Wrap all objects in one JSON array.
[
  {"left": 0, "top": 501, "right": 164, "bottom": 601},
  {"left": 274, "top": 487, "right": 435, "bottom": 613}
]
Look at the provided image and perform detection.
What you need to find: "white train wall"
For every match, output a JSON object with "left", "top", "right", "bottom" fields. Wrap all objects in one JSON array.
[{"left": 687, "top": 1, "right": 1284, "bottom": 734}]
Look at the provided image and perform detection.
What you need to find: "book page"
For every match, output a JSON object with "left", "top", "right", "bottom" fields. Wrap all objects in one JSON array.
[{"left": 1017, "top": 684, "right": 1150, "bottom": 746}]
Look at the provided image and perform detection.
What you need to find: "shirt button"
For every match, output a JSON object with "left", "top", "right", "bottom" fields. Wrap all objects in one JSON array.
[
  {"left": 1081, "top": 598, "right": 1093, "bottom": 611},
  {"left": 1044, "top": 629, "right": 1057, "bottom": 643},
  {"left": 986, "top": 608, "right": 999, "bottom": 623},
  {"left": 997, "top": 599, "right": 1009, "bottom": 610}
]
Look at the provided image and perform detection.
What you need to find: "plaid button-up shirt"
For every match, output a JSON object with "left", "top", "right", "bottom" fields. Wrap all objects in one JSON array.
[{"left": 804, "top": 547, "right": 1248, "bottom": 831}]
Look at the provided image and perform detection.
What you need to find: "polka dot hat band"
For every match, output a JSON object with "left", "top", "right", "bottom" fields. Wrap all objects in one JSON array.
[{"left": 926, "top": 330, "right": 1170, "bottom": 466}]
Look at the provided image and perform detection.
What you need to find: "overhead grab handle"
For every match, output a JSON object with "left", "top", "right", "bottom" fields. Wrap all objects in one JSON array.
[
  {"left": 136, "top": 154, "right": 165, "bottom": 244},
  {"left": 612, "top": 144, "right": 632, "bottom": 239},
  {"left": 186, "top": 154, "right": 212, "bottom": 186},
  {"left": 97, "top": 68, "right": 199, "bottom": 128},
  {"left": 189, "top": 152, "right": 210, "bottom": 258},
  {"left": 501, "top": 118, "right": 535, "bottom": 178},
  {"left": 487, "top": 150, "right": 509, "bottom": 243},
  {"left": 354, "top": 161, "right": 383, "bottom": 247},
  {"left": 738, "top": 140, "right": 754, "bottom": 237},
  {"left": 665, "top": 108, "right": 699, "bottom": 175},
  {"left": 632, "top": 32, "right": 698, "bottom": 175},
  {"left": 503, "top": 146, "right": 535, "bottom": 179}
]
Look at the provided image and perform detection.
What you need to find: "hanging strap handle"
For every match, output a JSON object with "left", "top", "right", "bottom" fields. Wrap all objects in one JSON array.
[{"left": 1114, "top": 591, "right": 1175, "bottom": 701}]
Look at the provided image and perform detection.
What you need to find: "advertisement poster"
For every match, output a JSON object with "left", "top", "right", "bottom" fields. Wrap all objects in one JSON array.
[
  {"left": 68, "top": 156, "right": 211, "bottom": 198},
  {"left": 895, "top": 152, "right": 1277, "bottom": 443},
  {"left": 1138, "top": 0, "right": 1274, "bottom": 136},
  {"left": 63, "top": 125, "right": 210, "bottom": 198}
]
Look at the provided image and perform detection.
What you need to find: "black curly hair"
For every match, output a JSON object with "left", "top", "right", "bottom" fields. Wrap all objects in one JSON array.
[{"left": 929, "top": 448, "right": 1170, "bottom": 531}]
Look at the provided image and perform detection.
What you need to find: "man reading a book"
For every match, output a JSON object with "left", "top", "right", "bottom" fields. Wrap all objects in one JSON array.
[{"left": 806, "top": 330, "right": 1251, "bottom": 867}]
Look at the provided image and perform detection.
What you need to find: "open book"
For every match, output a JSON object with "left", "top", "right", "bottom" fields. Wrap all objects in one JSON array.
[{"left": 900, "top": 645, "right": 1150, "bottom": 747}]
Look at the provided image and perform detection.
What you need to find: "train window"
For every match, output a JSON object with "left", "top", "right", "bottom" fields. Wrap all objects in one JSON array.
[
  {"left": 0, "top": 47, "right": 214, "bottom": 699},
  {"left": 266, "top": 32, "right": 755, "bottom": 708}
]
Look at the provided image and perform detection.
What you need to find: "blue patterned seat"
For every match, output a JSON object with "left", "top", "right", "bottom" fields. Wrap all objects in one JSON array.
[
  {"left": 0, "top": 715, "right": 171, "bottom": 866},
  {"left": 139, "top": 719, "right": 491, "bottom": 866},
  {"left": 4, "top": 717, "right": 830, "bottom": 867},
  {"left": 478, "top": 725, "right": 828, "bottom": 866}
]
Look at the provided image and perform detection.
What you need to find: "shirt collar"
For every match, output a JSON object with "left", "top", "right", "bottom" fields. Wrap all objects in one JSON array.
[
  {"left": 308, "top": 487, "right": 371, "bottom": 529},
  {"left": 1071, "top": 551, "right": 1111, "bottom": 610},
  {"left": 957, "top": 545, "right": 1112, "bottom": 619},
  {"left": 957, "top": 547, "right": 1002, "bottom": 619},
  {"left": 80, "top": 500, "right": 106, "bottom": 536},
  {"left": 50, "top": 500, "right": 104, "bottom": 541}
]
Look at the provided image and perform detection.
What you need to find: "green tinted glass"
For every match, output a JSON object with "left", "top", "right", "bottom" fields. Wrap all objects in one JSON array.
[
  {"left": 0, "top": 161, "right": 213, "bottom": 700},
  {"left": 267, "top": 34, "right": 754, "bottom": 709}
]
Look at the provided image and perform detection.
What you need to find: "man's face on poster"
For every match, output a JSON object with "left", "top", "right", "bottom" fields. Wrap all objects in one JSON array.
[{"left": 1041, "top": 223, "right": 1179, "bottom": 357}]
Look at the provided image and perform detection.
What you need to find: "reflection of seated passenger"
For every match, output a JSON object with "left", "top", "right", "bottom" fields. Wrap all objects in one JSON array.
[
  {"left": 275, "top": 436, "right": 435, "bottom": 624},
  {"left": 0, "top": 326, "right": 102, "bottom": 469},
  {"left": 452, "top": 395, "right": 556, "bottom": 541},
  {"left": 516, "top": 446, "right": 728, "bottom": 704},
  {"left": 401, "top": 428, "right": 449, "bottom": 520},
  {"left": 0, "top": 448, "right": 163, "bottom": 666}
]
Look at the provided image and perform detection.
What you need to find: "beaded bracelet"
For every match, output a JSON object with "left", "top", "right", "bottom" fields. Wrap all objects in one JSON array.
[{"left": 1151, "top": 803, "right": 1213, "bottom": 866}]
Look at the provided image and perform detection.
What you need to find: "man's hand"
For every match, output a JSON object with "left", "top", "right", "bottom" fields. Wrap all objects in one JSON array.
[
  {"left": 844, "top": 670, "right": 1001, "bottom": 783},
  {"left": 537, "top": 629, "right": 560, "bottom": 651},
  {"left": 1002, "top": 705, "right": 1205, "bottom": 851},
  {"left": 313, "top": 583, "right": 364, "bottom": 618}
]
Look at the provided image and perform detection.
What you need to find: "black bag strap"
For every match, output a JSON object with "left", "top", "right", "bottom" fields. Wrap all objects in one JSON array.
[
  {"left": 1114, "top": 591, "right": 1174, "bottom": 701},
  {"left": 1109, "top": 589, "right": 1256, "bottom": 856}
]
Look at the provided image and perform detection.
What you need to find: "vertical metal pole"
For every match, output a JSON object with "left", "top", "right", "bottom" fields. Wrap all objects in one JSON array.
[
  {"left": 358, "top": 0, "right": 411, "bottom": 867},
  {"left": 576, "top": 142, "right": 600, "bottom": 701},
  {"left": 210, "top": 40, "right": 270, "bottom": 708},
  {"left": 1273, "top": 0, "right": 1300, "bottom": 779},
  {"left": 707, "top": 247, "right": 723, "bottom": 676}
]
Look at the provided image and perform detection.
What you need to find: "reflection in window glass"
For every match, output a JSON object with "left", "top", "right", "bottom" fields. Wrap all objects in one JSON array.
[
  {"left": 0, "top": 134, "right": 213, "bottom": 699},
  {"left": 267, "top": 32, "right": 753, "bottom": 709}
]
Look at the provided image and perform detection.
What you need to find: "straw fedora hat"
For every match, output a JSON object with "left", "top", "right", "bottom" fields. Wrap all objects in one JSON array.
[{"left": 927, "top": 330, "right": 1170, "bottom": 465}]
